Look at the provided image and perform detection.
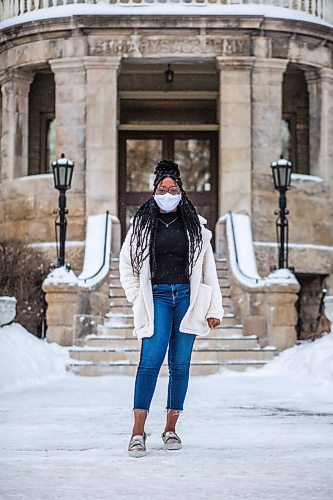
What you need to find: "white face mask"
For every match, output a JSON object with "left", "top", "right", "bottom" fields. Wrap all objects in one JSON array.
[{"left": 154, "top": 193, "right": 181, "bottom": 212}]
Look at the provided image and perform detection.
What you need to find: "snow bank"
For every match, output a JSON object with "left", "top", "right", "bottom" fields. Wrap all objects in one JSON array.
[
  {"left": 255, "top": 332, "right": 333, "bottom": 385},
  {"left": 0, "top": 323, "right": 70, "bottom": 393}
]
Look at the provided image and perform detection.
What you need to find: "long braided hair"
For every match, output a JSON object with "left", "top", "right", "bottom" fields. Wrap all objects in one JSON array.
[{"left": 130, "top": 160, "right": 203, "bottom": 279}]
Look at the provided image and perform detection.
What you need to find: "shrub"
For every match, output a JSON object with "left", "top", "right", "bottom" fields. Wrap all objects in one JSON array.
[{"left": 0, "top": 240, "right": 49, "bottom": 337}]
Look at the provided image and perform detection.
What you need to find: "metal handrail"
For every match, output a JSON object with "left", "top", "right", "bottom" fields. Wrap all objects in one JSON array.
[{"left": 78, "top": 210, "right": 110, "bottom": 284}]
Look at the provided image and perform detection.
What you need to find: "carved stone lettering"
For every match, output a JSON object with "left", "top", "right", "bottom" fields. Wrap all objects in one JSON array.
[{"left": 89, "top": 34, "right": 249, "bottom": 57}]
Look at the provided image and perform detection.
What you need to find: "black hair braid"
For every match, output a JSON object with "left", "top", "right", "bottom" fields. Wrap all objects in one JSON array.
[
  {"left": 130, "top": 197, "right": 158, "bottom": 278},
  {"left": 130, "top": 191, "right": 203, "bottom": 279},
  {"left": 179, "top": 192, "right": 203, "bottom": 277}
]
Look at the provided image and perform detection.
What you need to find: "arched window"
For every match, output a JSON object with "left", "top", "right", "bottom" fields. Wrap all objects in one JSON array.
[
  {"left": 28, "top": 71, "right": 55, "bottom": 175},
  {"left": 282, "top": 65, "right": 309, "bottom": 174}
]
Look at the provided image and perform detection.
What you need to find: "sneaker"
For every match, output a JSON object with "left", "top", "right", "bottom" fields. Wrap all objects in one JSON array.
[
  {"left": 161, "top": 430, "right": 182, "bottom": 450},
  {"left": 128, "top": 432, "right": 147, "bottom": 458}
]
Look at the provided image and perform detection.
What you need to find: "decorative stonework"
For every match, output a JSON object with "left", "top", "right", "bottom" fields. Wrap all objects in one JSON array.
[{"left": 89, "top": 35, "right": 250, "bottom": 58}]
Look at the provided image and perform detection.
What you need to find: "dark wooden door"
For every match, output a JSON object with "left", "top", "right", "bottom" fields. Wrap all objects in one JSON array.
[{"left": 118, "top": 131, "right": 218, "bottom": 244}]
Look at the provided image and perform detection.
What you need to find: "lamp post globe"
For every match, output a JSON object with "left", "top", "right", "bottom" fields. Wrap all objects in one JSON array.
[
  {"left": 271, "top": 157, "right": 292, "bottom": 192},
  {"left": 270, "top": 157, "right": 292, "bottom": 270},
  {"left": 52, "top": 153, "right": 74, "bottom": 191},
  {"left": 52, "top": 153, "right": 74, "bottom": 268}
]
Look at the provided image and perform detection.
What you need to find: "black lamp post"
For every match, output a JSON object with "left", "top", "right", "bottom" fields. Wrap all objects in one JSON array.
[
  {"left": 271, "top": 157, "right": 292, "bottom": 269},
  {"left": 52, "top": 153, "right": 74, "bottom": 267}
]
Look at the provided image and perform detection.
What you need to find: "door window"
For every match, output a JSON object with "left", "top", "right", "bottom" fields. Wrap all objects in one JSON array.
[
  {"left": 126, "top": 139, "right": 163, "bottom": 192},
  {"left": 119, "top": 131, "right": 217, "bottom": 244},
  {"left": 174, "top": 139, "right": 211, "bottom": 192}
]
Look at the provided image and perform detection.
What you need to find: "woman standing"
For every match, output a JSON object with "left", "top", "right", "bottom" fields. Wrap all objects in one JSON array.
[{"left": 119, "top": 159, "right": 224, "bottom": 458}]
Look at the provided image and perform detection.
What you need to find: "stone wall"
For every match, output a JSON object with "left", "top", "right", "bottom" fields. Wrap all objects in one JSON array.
[{"left": 0, "top": 174, "right": 85, "bottom": 244}]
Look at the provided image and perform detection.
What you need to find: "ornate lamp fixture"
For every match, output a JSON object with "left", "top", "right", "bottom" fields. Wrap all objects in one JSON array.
[{"left": 270, "top": 157, "right": 292, "bottom": 269}]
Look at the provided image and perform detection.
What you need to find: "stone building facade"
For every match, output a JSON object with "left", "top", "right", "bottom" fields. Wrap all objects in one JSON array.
[{"left": 0, "top": 1, "right": 332, "bottom": 342}]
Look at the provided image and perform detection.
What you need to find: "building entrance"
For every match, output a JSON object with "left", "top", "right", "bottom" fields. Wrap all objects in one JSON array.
[{"left": 118, "top": 130, "right": 218, "bottom": 243}]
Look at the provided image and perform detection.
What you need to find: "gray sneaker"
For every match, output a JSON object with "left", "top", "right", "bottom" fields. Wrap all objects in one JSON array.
[
  {"left": 128, "top": 432, "right": 147, "bottom": 458},
  {"left": 161, "top": 431, "right": 182, "bottom": 450}
]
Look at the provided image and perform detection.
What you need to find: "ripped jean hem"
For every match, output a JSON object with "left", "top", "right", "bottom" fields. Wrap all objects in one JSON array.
[
  {"left": 165, "top": 408, "right": 183, "bottom": 415},
  {"left": 132, "top": 408, "right": 149, "bottom": 414}
]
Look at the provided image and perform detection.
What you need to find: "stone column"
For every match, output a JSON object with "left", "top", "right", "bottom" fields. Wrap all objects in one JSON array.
[
  {"left": 216, "top": 57, "right": 253, "bottom": 216},
  {"left": 84, "top": 56, "right": 121, "bottom": 216},
  {"left": 305, "top": 68, "right": 333, "bottom": 191},
  {"left": 43, "top": 281, "right": 79, "bottom": 346},
  {"left": 251, "top": 58, "right": 288, "bottom": 174},
  {"left": 0, "top": 69, "right": 33, "bottom": 180},
  {"left": 264, "top": 283, "right": 299, "bottom": 351},
  {"left": 251, "top": 58, "right": 288, "bottom": 240},
  {"left": 49, "top": 58, "right": 86, "bottom": 185}
]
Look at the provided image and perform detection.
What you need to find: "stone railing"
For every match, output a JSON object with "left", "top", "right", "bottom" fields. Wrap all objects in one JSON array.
[
  {"left": 216, "top": 213, "right": 300, "bottom": 351},
  {"left": 0, "top": 0, "right": 332, "bottom": 25}
]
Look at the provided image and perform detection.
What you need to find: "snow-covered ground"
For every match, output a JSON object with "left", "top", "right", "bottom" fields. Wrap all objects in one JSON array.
[{"left": 0, "top": 323, "right": 333, "bottom": 499}]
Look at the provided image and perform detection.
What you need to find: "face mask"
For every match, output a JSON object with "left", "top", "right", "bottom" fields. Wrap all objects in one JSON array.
[{"left": 154, "top": 193, "right": 181, "bottom": 212}]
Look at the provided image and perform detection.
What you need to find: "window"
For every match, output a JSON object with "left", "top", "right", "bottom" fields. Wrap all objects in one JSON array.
[
  {"left": 40, "top": 115, "right": 56, "bottom": 173},
  {"left": 28, "top": 72, "right": 55, "bottom": 175},
  {"left": 282, "top": 66, "right": 309, "bottom": 175}
]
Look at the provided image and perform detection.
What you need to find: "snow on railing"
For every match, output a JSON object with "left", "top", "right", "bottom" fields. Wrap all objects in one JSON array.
[{"left": 0, "top": 0, "right": 332, "bottom": 25}]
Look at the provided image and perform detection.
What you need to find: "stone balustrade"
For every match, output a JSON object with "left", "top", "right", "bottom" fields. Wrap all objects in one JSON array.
[{"left": 0, "top": 0, "right": 332, "bottom": 25}]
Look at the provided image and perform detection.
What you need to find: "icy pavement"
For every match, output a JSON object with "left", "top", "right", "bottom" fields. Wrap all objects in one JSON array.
[{"left": 1, "top": 369, "right": 333, "bottom": 500}]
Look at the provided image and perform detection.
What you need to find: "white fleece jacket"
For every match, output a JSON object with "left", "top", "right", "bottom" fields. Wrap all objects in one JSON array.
[{"left": 119, "top": 215, "right": 224, "bottom": 340}]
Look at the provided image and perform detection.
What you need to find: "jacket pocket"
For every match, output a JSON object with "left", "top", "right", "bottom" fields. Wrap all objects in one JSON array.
[
  {"left": 132, "top": 289, "right": 148, "bottom": 331},
  {"left": 193, "top": 283, "right": 212, "bottom": 326}
]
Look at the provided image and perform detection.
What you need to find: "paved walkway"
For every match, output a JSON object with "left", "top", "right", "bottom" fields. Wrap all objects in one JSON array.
[{"left": 1, "top": 371, "right": 333, "bottom": 500}]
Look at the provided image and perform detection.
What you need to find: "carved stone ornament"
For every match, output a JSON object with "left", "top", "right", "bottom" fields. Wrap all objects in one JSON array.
[{"left": 89, "top": 34, "right": 250, "bottom": 58}]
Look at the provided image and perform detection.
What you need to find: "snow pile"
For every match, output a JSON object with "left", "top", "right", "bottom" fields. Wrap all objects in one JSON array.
[
  {"left": 258, "top": 332, "right": 333, "bottom": 385},
  {"left": 43, "top": 265, "right": 78, "bottom": 286},
  {"left": 0, "top": 323, "right": 70, "bottom": 393}
]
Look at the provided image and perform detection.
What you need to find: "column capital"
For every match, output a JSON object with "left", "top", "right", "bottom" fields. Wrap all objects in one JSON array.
[
  {"left": 0, "top": 68, "right": 33, "bottom": 92},
  {"left": 216, "top": 56, "right": 255, "bottom": 72},
  {"left": 305, "top": 67, "right": 333, "bottom": 86},
  {"left": 319, "top": 67, "right": 333, "bottom": 84},
  {"left": 49, "top": 57, "right": 86, "bottom": 74},
  {"left": 252, "top": 57, "right": 289, "bottom": 73},
  {"left": 83, "top": 56, "right": 121, "bottom": 73},
  {"left": 304, "top": 68, "right": 320, "bottom": 85}
]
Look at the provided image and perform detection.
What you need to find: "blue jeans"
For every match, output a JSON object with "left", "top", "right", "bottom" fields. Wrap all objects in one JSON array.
[{"left": 133, "top": 283, "right": 196, "bottom": 413}]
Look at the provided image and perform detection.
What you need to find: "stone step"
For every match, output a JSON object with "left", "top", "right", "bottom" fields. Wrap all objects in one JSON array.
[
  {"left": 98, "top": 324, "right": 244, "bottom": 337},
  {"left": 103, "top": 312, "right": 240, "bottom": 328},
  {"left": 109, "top": 298, "right": 234, "bottom": 312},
  {"left": 109, "top": 285, "right": 126, "bottom": 297},
  {"left": 68, "top": 345, "right": 276, "bottom": 364},
  {"left": 109, "top": 297, "right": 132, "bottom": 306},
  {"left": 108, "top": 305, "right": 133, "bottom": 314},
  {"left": 66, "top": 359, "right": 270, "bottom": 376},
  {"left": 84, "top": 334, "right": 261, "bottom": 350},
  {"left": 108, "top": 303, "right": 235, "bottom": 316},
  {"left": 109, "top": 275, "right": 231, "bottom": 288}
]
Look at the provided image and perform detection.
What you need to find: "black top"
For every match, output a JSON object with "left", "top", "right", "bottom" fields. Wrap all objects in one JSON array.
[{"left": 151, "top": 207, "right": 189, "bottom": 285}]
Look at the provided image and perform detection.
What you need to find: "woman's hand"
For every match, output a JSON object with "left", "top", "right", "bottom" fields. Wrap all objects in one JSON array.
[{"left": 207, "top": 317, "right": 221, "bottom": 329}]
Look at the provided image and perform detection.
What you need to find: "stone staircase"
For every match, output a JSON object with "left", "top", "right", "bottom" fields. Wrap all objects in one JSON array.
[{"left": 67, "top": 256, "right": 277, "bottom": 376}]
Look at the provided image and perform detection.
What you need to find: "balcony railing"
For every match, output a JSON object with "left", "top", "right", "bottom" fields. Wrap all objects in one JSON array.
[{"left": 1, "top": 0, "right": 332, "bottom": 26}]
